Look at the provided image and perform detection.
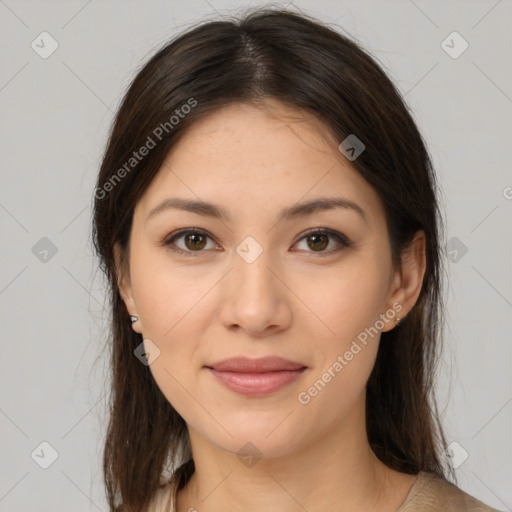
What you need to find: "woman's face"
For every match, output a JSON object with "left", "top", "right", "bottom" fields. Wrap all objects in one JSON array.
[{"left": 117, "top": 100, "right": 407, "bottom": 459}]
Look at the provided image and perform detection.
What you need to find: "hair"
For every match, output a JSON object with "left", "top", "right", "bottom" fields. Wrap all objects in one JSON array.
[{"left": 91, "top": 6, "right": 453, "bottom": 512}]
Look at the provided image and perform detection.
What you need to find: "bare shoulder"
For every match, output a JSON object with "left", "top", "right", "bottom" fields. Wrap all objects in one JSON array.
[{"left": 398, "top": 471, "right": 502, "bottom": 512}]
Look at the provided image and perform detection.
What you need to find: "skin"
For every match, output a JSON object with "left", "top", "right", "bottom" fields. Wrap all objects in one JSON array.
[{"left": 115, "top": 100, "right": 426, "bottom": 512}]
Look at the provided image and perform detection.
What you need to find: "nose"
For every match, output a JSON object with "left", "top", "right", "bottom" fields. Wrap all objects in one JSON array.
[{"left": 218, "top": 243, "right": 292, "bottom": 337}]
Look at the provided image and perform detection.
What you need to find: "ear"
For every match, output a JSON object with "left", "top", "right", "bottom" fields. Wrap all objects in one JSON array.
[
  {"left": 381, "top": 230, "right": 427, "bottom": 332},
  {"left": 113, "top": 242, "right": 142, "bottom": 334}
]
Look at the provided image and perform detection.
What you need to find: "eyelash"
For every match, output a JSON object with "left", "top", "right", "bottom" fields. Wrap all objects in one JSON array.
[{"left": 161, "top": 228, "right": 351, "bottom": 257}]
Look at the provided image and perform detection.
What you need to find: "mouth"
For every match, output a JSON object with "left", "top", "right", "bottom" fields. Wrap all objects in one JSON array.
[{"left": 205, "top": 356, "right": 307, "bottom": 397}]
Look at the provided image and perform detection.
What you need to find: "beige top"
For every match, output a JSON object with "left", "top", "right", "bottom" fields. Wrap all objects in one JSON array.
[{"left": 148, "top": 462, "right": 501, "bottom": 512}]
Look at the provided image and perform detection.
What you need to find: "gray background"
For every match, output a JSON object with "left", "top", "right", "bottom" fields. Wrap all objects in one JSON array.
[{"left": 1, "top": 0, "right": 511, "bottom": 510}]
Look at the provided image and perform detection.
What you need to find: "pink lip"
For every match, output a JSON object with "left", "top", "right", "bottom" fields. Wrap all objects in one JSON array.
[{"left": 205, "top": 357, "right": 307, "bottom": 397}]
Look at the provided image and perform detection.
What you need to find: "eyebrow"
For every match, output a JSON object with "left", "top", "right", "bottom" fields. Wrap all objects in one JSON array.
[{"left": 146, "top": 196, "right": 368, "bottom": 225}]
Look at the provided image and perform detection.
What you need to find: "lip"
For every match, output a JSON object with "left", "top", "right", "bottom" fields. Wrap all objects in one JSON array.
[
  {"left": 207, "top": 356, "right": 306, "bottom": 372},
  {"left": 205, "top": 357, "right": 307, "bottom": 397}
]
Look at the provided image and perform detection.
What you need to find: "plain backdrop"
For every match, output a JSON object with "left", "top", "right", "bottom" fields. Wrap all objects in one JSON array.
[{"left": 1, "top": 0, "right": 511, "bottom": 510}]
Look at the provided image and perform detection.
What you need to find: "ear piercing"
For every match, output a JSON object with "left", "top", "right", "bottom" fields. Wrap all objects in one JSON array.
[{"left": 395, "top": 317, "right": 401, "bottom": 327}]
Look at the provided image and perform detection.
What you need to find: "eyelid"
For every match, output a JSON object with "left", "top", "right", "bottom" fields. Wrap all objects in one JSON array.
[
  {"left": 162, "top": 228, "right": 220, "bottom": 257},
  {"left": 293, "top": 228, "right": 351, "bottom": 251},
  {"left": 162, "top": 227, "right": 351, "bottom": 256}
]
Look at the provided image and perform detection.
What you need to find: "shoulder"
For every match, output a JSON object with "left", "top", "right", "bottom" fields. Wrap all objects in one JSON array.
[{"left": 398, "top": 471, "right": 502, "bottom": 512}]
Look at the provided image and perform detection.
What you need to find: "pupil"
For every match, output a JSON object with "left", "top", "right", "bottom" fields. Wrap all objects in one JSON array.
[
  {"left": 187, "top": 234, "right": 205, "bottom": 250},
  {"left": 310, "top": 234, "right": 327, "bottom": 250}
]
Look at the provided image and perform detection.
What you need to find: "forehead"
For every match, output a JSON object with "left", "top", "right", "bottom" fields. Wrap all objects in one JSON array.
[
  {"left": 135, "top": 100, "right": 385, "bottom": 229},
  {"left": 166, "top": 100, "right": 339, "bottom": 162}
]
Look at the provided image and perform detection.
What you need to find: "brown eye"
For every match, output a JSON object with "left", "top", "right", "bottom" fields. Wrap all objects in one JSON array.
[
  {"left": 184, "top": 232, "right": 207, "bottom": 251},
  {"left": 306, "top": 233, "right": 329, "bottom": 251},
  {"left": 163, "top": 227, "right": 350, "bottom": 258},
  {"left": 163, "top": 229, "right": 217, "bottom": 257},
  {"left": 294, "top": 229, "right": 351, "bottom": 254}
]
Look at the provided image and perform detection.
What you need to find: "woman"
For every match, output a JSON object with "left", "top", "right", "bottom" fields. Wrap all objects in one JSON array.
[{"left": 92, "top": 7, "right": 500, "bottom": 512}]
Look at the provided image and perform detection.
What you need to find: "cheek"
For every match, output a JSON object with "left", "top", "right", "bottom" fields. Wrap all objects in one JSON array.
[
  {"left": 133, "top": 269, "right": 207, "bottom": 376},
  {"left": 294, "top": 257, "right": 389, "bottom": 411},
  {"left": 295, "top": 263, "right": 388, "bottom": 419},
  {"left": 130, "top": 245, "right": 215, "bottom": 339},
  {"left": 294, "top": 340, "right": 379, "bottom": 440},
  {"left": 295, "top": 255, "right": 391, "bottom": 349},
  {"left": 128, "top": 250, "right": 214, "bottom": 410}
]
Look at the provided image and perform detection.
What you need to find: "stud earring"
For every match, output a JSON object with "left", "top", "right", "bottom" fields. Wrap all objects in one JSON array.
[
  {"left": 395, "top": 317, "right": 401, "bottom": 327},
  {"left": 130, "top": 316, "right": 138, "bottom": 323}
]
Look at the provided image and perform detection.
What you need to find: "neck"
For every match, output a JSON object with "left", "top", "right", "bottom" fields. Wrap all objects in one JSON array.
[{"left": 176, "top": 399, "right": 412, "bottom": 512}]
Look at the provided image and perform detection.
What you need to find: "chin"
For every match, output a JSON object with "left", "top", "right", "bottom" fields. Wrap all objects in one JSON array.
[{"left": 191, "top": 410, "right": 307, "bottom": 461}]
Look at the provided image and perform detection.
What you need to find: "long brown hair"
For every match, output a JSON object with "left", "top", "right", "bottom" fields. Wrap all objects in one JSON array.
[{"left": 92, "top": 7, "right": 453, "bottom": 511}]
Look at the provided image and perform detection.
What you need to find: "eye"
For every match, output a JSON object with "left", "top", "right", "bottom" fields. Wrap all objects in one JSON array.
[
  {"left": 162, "top": 228, "right": 351, "bottom": 257},
  {"left": 293, "top": 228, "right": 351, "bottom": 255},
  {"left": 162, "top": 228, "right": 219, "bottom": 257}
]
